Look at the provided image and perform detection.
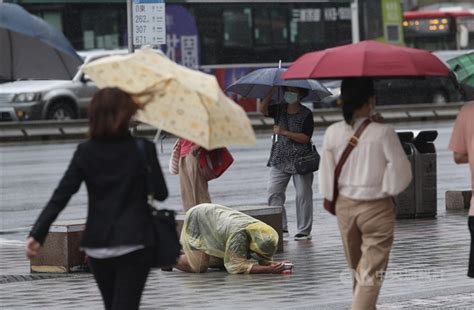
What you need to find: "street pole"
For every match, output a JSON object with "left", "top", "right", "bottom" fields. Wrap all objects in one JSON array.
[
  {"left": 127, "top": 0, "right": 134, "bottom": 53},
  {"left": 351, "top": 0, "right": 360, "bottom": 43}
]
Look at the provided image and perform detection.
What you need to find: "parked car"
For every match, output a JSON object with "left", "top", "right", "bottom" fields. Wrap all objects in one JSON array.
[
  {"left": 0, "top": 49, "right": 128, "bottom": 121},
  {"left": 314, "top": 74, "right": 464, "bottom": 109}
]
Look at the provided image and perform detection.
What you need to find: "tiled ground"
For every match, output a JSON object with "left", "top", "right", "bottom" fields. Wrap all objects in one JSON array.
[
  {"left": 1, "top": 209, "right": 473, "bottom": 309},
  {"left": 1, "top": 121, "right": 473, "bottom": 308}
]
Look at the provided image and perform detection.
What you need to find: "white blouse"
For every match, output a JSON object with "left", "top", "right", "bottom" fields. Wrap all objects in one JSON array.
[{"left": 319, "top": 118, "right": 412, "bottom": 201}]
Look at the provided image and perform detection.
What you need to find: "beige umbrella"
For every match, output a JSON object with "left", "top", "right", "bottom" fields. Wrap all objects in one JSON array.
[{"left": 81, "top": 49, "right": 256, "bottom": 149}]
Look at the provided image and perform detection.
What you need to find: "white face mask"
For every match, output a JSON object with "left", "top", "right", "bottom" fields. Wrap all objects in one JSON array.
[{"left": 284, "top": 91, "right": 299, "bottom": 105}]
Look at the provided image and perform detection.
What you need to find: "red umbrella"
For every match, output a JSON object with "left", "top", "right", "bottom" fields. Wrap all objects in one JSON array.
[{"left": 283, "top": 40, "right": 449, "bottom": 80}]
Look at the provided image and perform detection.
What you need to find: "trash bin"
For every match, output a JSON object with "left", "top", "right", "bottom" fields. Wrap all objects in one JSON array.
[
  {"left": 394, "top": 130, "right": 438, "bottom": 219},
  {"left": 413, "top": 130, "right": 438, "bottom": 218},
  {"left": 394, "top": 131, "right": 416, "bottom": 219}
]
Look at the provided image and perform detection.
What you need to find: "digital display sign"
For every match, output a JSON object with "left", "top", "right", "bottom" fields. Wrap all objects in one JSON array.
[{"left": 403, "top": 18, "right": 450, "bottom": 35}]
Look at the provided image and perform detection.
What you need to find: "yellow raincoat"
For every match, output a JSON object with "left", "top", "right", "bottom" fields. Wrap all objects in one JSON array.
[{"left": 180, "top": 204, "right": 279, "bottom": 274}]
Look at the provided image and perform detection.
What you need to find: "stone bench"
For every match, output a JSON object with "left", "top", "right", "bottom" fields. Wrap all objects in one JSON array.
[
  {"left": 30, "top": 205, "right": 283, "bottom": 273},
  {"left": 446, "top": 190, "right": 472, "bottom": 210},
  {"left": 30, "top": 220, "right": 86, "bottom": 273}
]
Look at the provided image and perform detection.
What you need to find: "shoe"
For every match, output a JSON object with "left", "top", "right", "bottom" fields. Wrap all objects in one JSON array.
[
  {"left": 282, "top": 230, "right": 289, "bottom": 238},
  {"left": 294, "top": 234, "right": 312, "bottom": 241}
]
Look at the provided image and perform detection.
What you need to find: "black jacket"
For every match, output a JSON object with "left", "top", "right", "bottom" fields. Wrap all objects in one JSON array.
[{"left": 29, "top": 134, "right": 168, "bottom": 247}]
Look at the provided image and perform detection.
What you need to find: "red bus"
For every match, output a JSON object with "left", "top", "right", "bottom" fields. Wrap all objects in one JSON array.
[{"left": 403, "top": 10, "right": 474, "bottom": 51}]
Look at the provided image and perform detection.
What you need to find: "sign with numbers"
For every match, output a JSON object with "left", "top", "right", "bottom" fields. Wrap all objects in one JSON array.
[{"left": 132, "top": 0, "right": 166, "bottom": 46}]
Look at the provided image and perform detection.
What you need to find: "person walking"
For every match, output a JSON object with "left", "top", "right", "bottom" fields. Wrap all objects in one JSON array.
[
  {"left": 448, "top": 101, "right": 474, "bottom": 278},
  {"left": 175, "top": 203, "right": 291, "bottom": 274},
  {"left": 25, "top": 88, "right": 168, "bottom": 310},
  {"left": 319, "top": 78, "right": 412, "bottom": 310},
  {"left": 259, "top": 86, "right": 315, "bottom": 241},
  {"left": 171, "top": 138, "right": 211, "bottom": 211}
]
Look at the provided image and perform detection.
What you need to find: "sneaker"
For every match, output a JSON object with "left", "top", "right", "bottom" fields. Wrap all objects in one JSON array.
[
  {"left": 282, "top": 230, "right": 289, "bottom": 238},
  {"left": 294, "top": 234, "right": 312, "bottom": 241}
]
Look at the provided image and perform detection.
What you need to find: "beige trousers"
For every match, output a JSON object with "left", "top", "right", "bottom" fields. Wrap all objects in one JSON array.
[
  {"left": 179, "top": 154, "right": 211, "bottom": 211},
  {"left": 336, "top": 196, "right": 395, "bottom": 310}
]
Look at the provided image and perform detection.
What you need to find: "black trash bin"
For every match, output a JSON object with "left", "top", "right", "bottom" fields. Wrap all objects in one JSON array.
[
  {"left": 395, "top": 131, "right": 416, "bottom": 219},
  {"left": 413, "top": 130, "right": 438, "bottom": 218},
  {"left": 394, "top": 130, "right": 438, "bottom": 219}
]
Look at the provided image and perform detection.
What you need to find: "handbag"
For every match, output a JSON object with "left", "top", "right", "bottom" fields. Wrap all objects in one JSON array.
[
  {"left": 198, "top": 147, "right": 234, "bottom": 181},
  {"left": 136, "top": 139, "right": 181, "bottom": 267},
  {"left": 295, "top": 144, "right": 320, "bottom": 174},
  {"left": 324, "top": 119, "right": 372, "bottom": 215}
]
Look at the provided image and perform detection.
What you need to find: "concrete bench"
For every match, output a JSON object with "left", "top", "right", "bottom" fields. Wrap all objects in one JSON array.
[
  {"left": 30, "top": 205, "right": 283, "bottom": 273},
  {"left": 30, "top": 220, "right": 86, "bottom": 273},
  {"left": 446, "top": 190, "right": 472, "bottom": 210}
]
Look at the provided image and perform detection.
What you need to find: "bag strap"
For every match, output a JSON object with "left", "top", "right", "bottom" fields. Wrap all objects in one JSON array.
[
  {"left": 331, "top": 118, "right": 372, "bottom": 202},
  {"left": 135, "top": 138, "right": 155, "bottom": 204}
]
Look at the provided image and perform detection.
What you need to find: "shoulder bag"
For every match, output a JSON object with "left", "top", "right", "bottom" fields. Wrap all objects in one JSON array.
[
  {"left": 323, "top": 119, "right": 372, "bottom": 215},
  {"left": 136, "top": 139, "right": 181, "bottom": 268},
  {"left": 295, "top": 143, "right": 320, "bottom": 174},
  {"left": 198, "top": 147, "right": 234, "bottom": 181}
]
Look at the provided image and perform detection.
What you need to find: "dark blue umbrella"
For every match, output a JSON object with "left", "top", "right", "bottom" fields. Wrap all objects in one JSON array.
[
  {"left": 226, "top": 68, "right": 331, "bottom": 102},
  {"left": 0, "top": 3, "right": 83, "bottom": 81}
]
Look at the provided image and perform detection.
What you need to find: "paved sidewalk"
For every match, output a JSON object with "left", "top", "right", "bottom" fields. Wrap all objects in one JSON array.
[
  {"left": 1, "top": 121, "right": 473, "bottom": 308},
  {"left": 1, "top": 209, "right": 473, "bottom": 309}
]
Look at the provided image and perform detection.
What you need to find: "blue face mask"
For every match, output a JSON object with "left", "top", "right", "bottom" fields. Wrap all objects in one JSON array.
[{"left": 284, "top": 91, "right": 299, "bottom": 104}]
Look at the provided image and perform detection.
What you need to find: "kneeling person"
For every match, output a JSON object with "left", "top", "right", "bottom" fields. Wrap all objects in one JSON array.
[{"left": 176, "top": 204, "right": 290, "bottom": 274}]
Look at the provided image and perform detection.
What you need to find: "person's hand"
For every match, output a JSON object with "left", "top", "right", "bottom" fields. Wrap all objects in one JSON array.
[
  {"left": 268, "top": 262, "right": 286, "bottom": 274},
  {"left": 25, "top": 237, "right": 41, "bottom": 260},
  {"left": 370, "top": 112, "right": 384, "bottom": 123},
  {"left": 191, "top": 145, "right": 201, "bottom": 156},
  {"left": 273, "top": 125, "right": 287, "bottom": 136}
]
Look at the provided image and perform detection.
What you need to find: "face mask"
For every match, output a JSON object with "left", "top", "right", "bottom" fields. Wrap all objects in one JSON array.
[{"left": 284, "top": 91, "right": 299, "bottom": 105}]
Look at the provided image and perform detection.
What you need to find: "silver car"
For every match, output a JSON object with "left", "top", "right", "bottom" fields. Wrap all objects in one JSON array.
[{"left": 0, "top": 50, "right": 128, "bottom": 121}]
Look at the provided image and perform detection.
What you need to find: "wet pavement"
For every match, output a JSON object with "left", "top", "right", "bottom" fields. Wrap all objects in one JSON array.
[{"left": 1, "top": 120, "right": 473, "bottom": 308}]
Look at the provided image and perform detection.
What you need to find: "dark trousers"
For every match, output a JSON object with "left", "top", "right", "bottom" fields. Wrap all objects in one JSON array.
[
  {"left": 88, "top": 248, "right": 153, "bottom": 310},
  {"left": 469, "top": 217, "right": 474, "bottom": 278}
]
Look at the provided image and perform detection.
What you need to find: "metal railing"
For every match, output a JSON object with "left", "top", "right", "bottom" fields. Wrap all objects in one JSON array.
[{"left": 0, "top": 102, "right": 463, "bottom": 143}]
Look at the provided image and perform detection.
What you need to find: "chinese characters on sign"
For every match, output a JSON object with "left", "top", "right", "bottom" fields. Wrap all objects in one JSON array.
[
  {"left": 161, "top": 5, "right": 200, "bottom": 69},
  {"left": 132, "top": 0, "right": 166, "bottom": 46},
  {"left": 292, "top": 7, "right": 351, "bottom": 22}
]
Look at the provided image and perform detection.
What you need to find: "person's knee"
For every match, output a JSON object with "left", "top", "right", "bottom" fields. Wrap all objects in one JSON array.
[{"left": 268, "top": 192, "right": 285, "bottom": 206}]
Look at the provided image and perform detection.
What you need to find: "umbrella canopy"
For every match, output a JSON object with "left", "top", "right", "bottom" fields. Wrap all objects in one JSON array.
[
  {"left": 283, "top": 40, "right": 449, "bottom": 80},
  {"left": 0, "top": 3, "right": 83, "bottom": 81},
  {"left": 81, "top": 49, "right": 256, "bottom": 150},
  {"left": 448, "top": 51, "right": 474, "bottom": 87},
  {"left": 226, "top": 68, "right": 331, "bottom": 102}
]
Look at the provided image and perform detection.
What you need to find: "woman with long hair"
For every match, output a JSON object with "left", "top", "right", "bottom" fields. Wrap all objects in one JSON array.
[
  {"left": 319, "top": 78, "right": 412, "bottom": 310},
  {"left": 25, "top": 87, "right": 168, "bottom": 310}
]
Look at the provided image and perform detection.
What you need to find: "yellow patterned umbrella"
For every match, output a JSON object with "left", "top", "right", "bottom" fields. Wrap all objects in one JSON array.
[{"left": 81, "top": 49, "right": 256, "bottom": 149}]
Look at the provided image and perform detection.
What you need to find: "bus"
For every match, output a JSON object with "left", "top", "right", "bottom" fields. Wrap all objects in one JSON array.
[
  {"left": 403, "top": 10, "right": 474, "bottom": 51},
  {"left": 12, "top": 0, "right": 391, "bottom": 111}
]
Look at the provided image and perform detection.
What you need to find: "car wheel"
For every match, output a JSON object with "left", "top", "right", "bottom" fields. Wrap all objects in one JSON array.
[
  {"left": 431, "top": 91, "right": 448, "bottom": 104},
  {"left": 47, "top": 102, "right": 77, "bottom": 120}
]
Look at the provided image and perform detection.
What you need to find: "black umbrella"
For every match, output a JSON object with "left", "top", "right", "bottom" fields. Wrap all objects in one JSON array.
[{"left": 0, "top": 3, "right": 83, "bottom": 81}]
